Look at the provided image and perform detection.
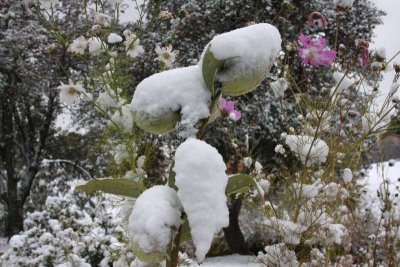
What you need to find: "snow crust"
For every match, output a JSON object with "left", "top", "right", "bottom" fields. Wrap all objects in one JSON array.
[
  {"left": 131, "top": 66, "right": 211, "bottom": 136},
  {"left": 200, "top": 23, "right": 281, "bottom": 84},
  {"left": 192, "top": 255, "right": 261, "bottom": 267},
  {"left": 174, "top": 138, "right": 229, "bottom": 262},
  {"left": 127, "top": 185, "right": 182, "bottom": 255}
]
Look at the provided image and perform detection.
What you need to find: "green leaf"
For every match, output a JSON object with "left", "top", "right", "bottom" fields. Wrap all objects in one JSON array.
[
  {"left": 220, "top": 69, "right": 266, "bottom": 96},
  {"left": 202, "top": 45, "right": 225, "bottom": 97},
  {"left": 76, "top": 178, "right": 145, "bottom": 198},
  {"left": 225, "top": 174, "right": 257, "bottom": 195},
  {"left": 181, "top": 217, "right": 192, "bottom": 242}
]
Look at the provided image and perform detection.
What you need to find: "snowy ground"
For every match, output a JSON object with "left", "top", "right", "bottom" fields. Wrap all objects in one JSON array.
[
  {"left": 371, "top": 0, "right": 400, "bottom": 106},
  {"left": 0, "top": 238, "right": 9, "bottom": 256},
  {"left": 364, "top": 159, "right": 400, "bottom": 195},
  {"left": 190, "top": 255, "right": 261, "bottom": 267}
]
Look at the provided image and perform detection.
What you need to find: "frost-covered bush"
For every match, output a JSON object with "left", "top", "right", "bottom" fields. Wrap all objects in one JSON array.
[{"left": 1, "top": 175, "right": 133, "bottom": 266}]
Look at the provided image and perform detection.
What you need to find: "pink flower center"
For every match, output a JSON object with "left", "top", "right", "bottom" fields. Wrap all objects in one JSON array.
[{"left": 307, "top": 47, "right": 318, "bottom": 59}]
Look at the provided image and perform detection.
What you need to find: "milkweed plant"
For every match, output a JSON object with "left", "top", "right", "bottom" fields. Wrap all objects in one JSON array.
[{"left": 27, "top": 0, "right": 400, "bottom": 266}]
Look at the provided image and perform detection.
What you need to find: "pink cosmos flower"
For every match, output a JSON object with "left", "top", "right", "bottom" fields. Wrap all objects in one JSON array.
[
  {"left": 297, "top": 34, "right": 336, "bottom": 66},
  {"left": 220, "top": 97, "right": 241, "bottom": 121}
]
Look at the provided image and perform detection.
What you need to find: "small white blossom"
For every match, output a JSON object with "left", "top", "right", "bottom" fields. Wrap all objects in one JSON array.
[
  {"left": 57, "top": 82, "right": 89, "bottom": 105},
  {"left": 67, "top": 36, "right": 88, "bottom": 55},
  {"left": 155, "top": 45, "right": 179, "bottom": 68},
  {"left": 158, "top": 11, "right": 174, "bottom": 19},
  {"left": 124, "top": 33, "right": 144, "bottom": 58}
]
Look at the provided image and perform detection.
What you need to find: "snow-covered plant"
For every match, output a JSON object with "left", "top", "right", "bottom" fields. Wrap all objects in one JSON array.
[{"left": 23, "top": 0, "right": 400, "bottom": 266}]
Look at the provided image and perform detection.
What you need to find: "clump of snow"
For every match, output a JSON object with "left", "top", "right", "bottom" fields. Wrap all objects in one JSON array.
[
  {"left": 332, "top": 71, "right": 356, "bottom": 94},
  {"left": 263, "top": 217, "right": 307, "bottom": 245},
  {"left": 293, "top": 179, "right": 324, "bottom": 199},
  {"left": 342, "top": 168, "right": 353, "bottom": 183},
  {"left": 88, "top": 37, "right": 106, "bottom": 55},
  {"left": 107, "top": 33, "right": 123, "bottom": 44},
  {"left": 284, "top": 135, "right": 329, "bottom": 166},
  {"left": 131, "top": 66, "right": 211, "bottom": 136},
  {"left": 174, "top": 138, "right": 229, "bottom": 262},
  {"left": 9, "top": 235, "right": 27, "bottom": 248},
  {"left": 321, "top": 223, "right": 347, "bottom": 245},
  {"left": 199, "top": 23, "right": 281, "bottom": 96},
  {"left": 257, "top": 243, "right": 298, "bottom": 267},
  {"left": 109, "top": 104, "right": 134, "bottom": 133},
  {"left": 127, "top": 185, "right": 182, "bottom": 259}
]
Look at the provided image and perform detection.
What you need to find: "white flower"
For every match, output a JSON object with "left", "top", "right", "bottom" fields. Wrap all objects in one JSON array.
[
  {"left": 274, "top": 144, "right": 285, "bottom": 154},
  {"left": 57, "top": 82, "right": 88, "bottom": 105},
  {"left": 270, "top": 78, "right": 288, "bottom": 99},
  {"left": 67, "top": 36, "right": 88, "bottom": 55},
  {"left": 39, "top": 0, "right": 60, "bottom": 10},
  {"left": 155, "top": 45, "right": 179, "bottom": 68},
  {"left": 107, "top": 33, "right": 123, "bottom": 44},
  {"left": 243, "top": 157, "right": 253, "bottom": 168},
  {"left": 94, "top": 12, "right": 112, "bottom": 28},
  {"left": 158, "top": 11, "right": 174, "bottom": 19},
  {"left": 342, "top": 168, "right": 352, "bottom": 183},
  {"left": 124, "top": 33, "right": 144, "bottom": 58},
  {"left": 254, "top": 161, "right": 263, "bottom": 173},
  {"left": 88, "top": 37, "right": 106, "bottom": 55}
]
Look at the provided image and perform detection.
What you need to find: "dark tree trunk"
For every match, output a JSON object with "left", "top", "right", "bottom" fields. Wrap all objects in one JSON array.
[
  {"left": 2, "top": 73, "right": 23, "bottom": 238},
  {"left": 5, "top": 200, "right": 24, "bottom": 238},
  {"left": 223, "top": 198, "right": 249, "bottom": 254}
]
